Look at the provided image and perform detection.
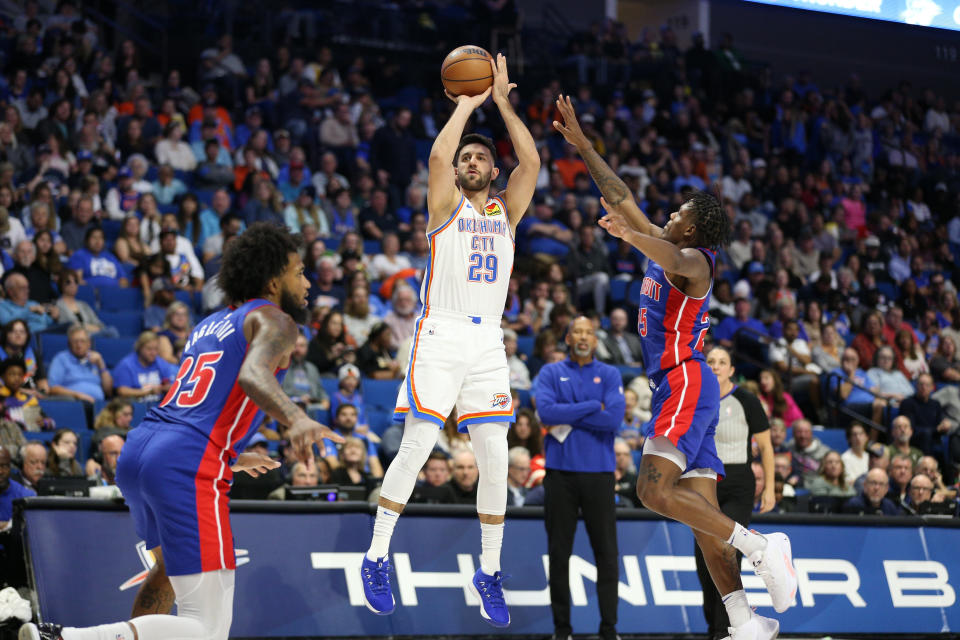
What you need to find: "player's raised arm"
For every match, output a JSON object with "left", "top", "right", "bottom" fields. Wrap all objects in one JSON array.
[
  {"left": 598, "top": 208, "right": 710, "bottom": 282},
  {"left": 490, "top": 54, "right": 540, "bottom": 230},
  {"left": 427, "top": 86, "right": 492, "bottom": 230},
  {"left": 240, "top": 305, "right": 343, "bottom": 460},
  {"left": 552, "top": 94, "right": 663, "bottom": 238}
]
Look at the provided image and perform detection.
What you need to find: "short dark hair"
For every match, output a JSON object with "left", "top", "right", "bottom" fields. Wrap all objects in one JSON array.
[
  {"left": 218, "top": 222, "right": 302, "bottom": 305},
  {"left": 336, "top": 403, "right": 357, "bottom": 418},
  {"left": 454, "top": 133, "right": 497, "bottom": 167},
  {"left": 684, "top": 190, "right": 730, "bottom": 250},
  {"left": 0, "top": 356, "right": 27, "bottom": 377}
]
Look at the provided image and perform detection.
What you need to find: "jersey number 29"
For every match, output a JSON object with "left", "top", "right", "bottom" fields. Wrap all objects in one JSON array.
[
  {"left": 160, "top": 351, "right": 224, "bottom": 408},
  {"left": 467, "top": 252, "right": 498, "bottom": 283}
]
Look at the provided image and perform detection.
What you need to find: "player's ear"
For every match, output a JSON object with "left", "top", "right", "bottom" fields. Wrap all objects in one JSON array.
[{"left": 491, "top": 167, "right": 499, "bottom": 181}]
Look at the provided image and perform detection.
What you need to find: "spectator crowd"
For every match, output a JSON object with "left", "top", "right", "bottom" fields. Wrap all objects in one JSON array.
[{"left": 0, "top": 0, "right": 959, "bottom": 524}]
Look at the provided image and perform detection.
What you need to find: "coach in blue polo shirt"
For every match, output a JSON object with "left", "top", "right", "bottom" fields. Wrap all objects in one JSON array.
[{"left": 534, "top": 315, "right": 625, "bottom": 640}]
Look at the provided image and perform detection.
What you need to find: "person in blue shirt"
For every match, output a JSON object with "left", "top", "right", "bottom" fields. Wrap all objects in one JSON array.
[
  {"left": 714, "top": 297, "right": 768, "bottom": 349},
  {"left": 0, "top": 272, "right": 57, "bottom": 333},
  {"left": 828, "top": 346, "right": 884, "bottom": 421},
  {"left": 0, "top": 445, "right": 35, "bottom": 528},
  {"left": 533, "top": 315, "right": 625, "bottom": 640},
  {"left": 47, "top": 325, "right": 112, "bottom": 403},
  {"left": 321, "top": 403, "right": 383, "bottom": 478},
  {"left": 112, "top": 331, "right": 177, "bottom": 403},
  {"left": 516, "top": 201, "right": 573, "bottom": 258},
  {"left": 67, "top": 227, "right": 128, "bottom": 287}
]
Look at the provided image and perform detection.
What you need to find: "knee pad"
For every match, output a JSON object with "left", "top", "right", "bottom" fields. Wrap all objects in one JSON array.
[
  {"left": 469, "top": 423, "right": 509, "bottom": 515},
  {"left": 169, "top": 570, "right": 235, "bottom": 640},
  {"left": 393, "top": 417, "right": 438, "bottom": 475}
]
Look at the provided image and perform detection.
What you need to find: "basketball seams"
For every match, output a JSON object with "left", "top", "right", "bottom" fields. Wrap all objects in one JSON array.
[{"left": 441, "top": 60, "right": 494, "bottom": 82}]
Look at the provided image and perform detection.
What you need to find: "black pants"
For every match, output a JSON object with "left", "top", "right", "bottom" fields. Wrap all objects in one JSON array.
[
  {"left": 543, "top": 469, "right": 618, "bottom": 638},
  {"left": 694, "top": 463, "right": 756, "bottom": 640}
]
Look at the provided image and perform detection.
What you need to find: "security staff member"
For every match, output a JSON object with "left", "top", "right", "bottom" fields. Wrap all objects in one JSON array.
[{"left": 534, "top": 315, "right": 625, "bottom": 640}]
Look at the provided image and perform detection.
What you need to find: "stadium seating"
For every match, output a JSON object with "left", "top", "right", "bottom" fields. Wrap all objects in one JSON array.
[
  {"left": 98, "top": 286, "right": 144, "bottom": 311},
  {"left": 93, "top": 337, "right": 136, "bottom": 368},
  {"left": 39, "top": 399, "right": 89, "bottom": 431},
  {"left": 99, "top": 311, "right": 144, "bottom": 337}
]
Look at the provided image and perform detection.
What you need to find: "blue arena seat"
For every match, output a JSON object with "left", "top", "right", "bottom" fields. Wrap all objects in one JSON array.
[
  {"left": 516, "top": 336, "right": 535, "bottom": 359},
  {"left": 610, "top": 278, "right": 629, "bottom": 303},
  {"left": 98, "top": 286, "right": 144, "bottom": 311},
  {"left": 76, "top": 284, "right": 97, "bottom": 308},
  {"left": 816, "top": 428, "right": 848, "bottom": 452},
  {"left": 99, "top": 311, "right": 144, "bottom": 337},
  {"left": 39, "top": 333, "right": 69, "bottom": 365},
  {"left": 320, "top": 377, "right": 339, "bottom": 400},
  {"left": 39, "top": 399, "right": 89, "bottom": 431},
  {"left": 93, "top": 336, "right": 136, "bottom": 368},
  {"left": 362, "top": 378, "right": 402, "bottom": 435}
]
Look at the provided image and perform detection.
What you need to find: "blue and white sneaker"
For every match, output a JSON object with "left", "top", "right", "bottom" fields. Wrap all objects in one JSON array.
[
  {"left": 360, "top": 555, "right": 395, "bottom": 615},
  {"left": 470, "top": 568, "right": 510, "bottom": 628}
]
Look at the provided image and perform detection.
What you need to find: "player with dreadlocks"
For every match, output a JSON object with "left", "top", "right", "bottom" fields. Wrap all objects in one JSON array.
[{"left": 553, "top": 95, "right": 795, "bottom": 640}]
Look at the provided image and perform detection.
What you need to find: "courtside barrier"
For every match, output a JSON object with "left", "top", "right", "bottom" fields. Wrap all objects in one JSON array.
[{"left": 18, "top": 499, "right": 960, "bottom": 636}]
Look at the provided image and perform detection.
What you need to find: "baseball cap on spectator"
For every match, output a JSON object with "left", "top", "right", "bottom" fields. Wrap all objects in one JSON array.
[
  {"left": 118, "top": 166, "right": 133, "bottom": 179},
  {"left": 747, "top": 261, "right": 765, "bottom": 275},
  {"left": 934, "top": 182, "right": 948, "bottom": 192},
  {"left": 274, "top": 129, "right": 290, "bottom": 140},
  {"left": 245, "top": 105, "right": 262, "bottom": 118},
  {"left": 502, "top": 328, "right": 518, "bottom": 341},
  {"left": 751, "top": 158, "right": 767, "bottom": 169},
  {"left": 864, "top": 235, "right": 880, "bottom": 248},
  {"left": 642, "top": 89, "right": 656, "bottom": 99},
  {"left": 37, "top": 144, "right": 52, "bottom": 155},
  {"left": 299, "top": 185, "right": 317, "bottom": 199},
  {"left": 655, "top": 136, "right": 668, "bottom": 146},
  {"left": 581, "top": 113, "right": 595, "bottom": 124},
  {"left": 338, "top": 363, "right": 360, "bottom": 381},
  {"left": 247, "top": 432, "right": 269, "bottom": 450},
  {"left": 691, "top": 141, "right": 706, "bottom": 152},
  {"left": 159, "top": 228, "right": 178, "bottom": 240},
  {"left": 76, "top": 149, "right": 93, "bottom": 161},
  {"left": 733, "top": 280, "right": 752, "bottom": 300},
  {"left": 290, "top": 160, "right": 305, "bottom": 170}
]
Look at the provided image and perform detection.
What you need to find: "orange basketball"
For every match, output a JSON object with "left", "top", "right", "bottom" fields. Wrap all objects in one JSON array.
[{"left": 441, "top": 45, "right": 494, "bottom": 97}]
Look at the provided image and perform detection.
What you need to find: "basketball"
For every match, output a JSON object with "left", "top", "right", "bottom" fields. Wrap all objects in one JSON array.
[{"left": 441, "top": 45, "right": 494, "bottom": 97}]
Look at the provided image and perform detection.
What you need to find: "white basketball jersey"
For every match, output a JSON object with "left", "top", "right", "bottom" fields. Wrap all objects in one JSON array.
[{"left": 420, "top": 193, "right": 514, "bottom": 317}]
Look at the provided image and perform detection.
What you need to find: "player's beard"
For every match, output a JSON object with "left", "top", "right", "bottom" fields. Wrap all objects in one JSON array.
[
  {"left": 459, "top": 169, "right": 491, "bottom": 192},
  {"left": 280, "top": 288, "right": 308, "bottom": 324}
]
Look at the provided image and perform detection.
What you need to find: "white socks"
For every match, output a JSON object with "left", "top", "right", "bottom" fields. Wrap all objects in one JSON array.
[
  {"left": 367, "top": 505, "right": 401, "bottom": 561},
  {"left": 722, "top": 589, "right": 752, "bottom": 628},
  {"left": 726, "top": 522, "right": 767, "bottom": 557},
  {"left": 479, "top": 522, "right": 504, "bottom": 574}
]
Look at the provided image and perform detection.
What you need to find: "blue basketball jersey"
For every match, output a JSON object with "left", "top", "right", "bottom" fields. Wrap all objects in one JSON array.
[
  {"left": 637, "top": 248, "right": 715, "bottom": 380},
  {"left": 147, "top": 298, "right": 286, "bottom": 457}
]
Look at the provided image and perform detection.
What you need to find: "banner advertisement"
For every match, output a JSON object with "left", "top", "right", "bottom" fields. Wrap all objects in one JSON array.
[
  {"left": 22, "top": 502, "right": 959, "bottom": 636},
  {"left": 744, "top": 0, "right": 960, "bottom": 32}
]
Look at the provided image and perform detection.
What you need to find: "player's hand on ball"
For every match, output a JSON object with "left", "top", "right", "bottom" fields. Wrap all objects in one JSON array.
[
  {"left": 598, "top": 208, "right": 630, "bottom": 240},
  {"left": 444, "top": 86, "right": 492, "bottom": 109},
  {"left": 490, "top": 53, "right": 516, "bottom": 103},
  {"left": 289, "top": 417, "right": 345, "bottom": 461},
  {"left": 552, "top": 94, "right": 589, "bottom": 149},
  {"left": 231, "top": 452, "right": 280, "bottom": 477}
]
